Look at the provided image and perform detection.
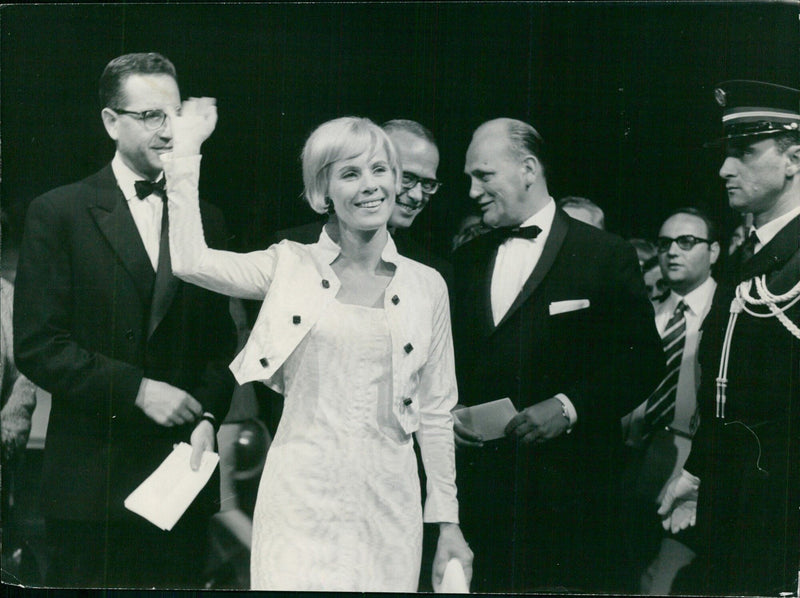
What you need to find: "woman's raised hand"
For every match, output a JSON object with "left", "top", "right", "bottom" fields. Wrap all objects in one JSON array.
[{"left": 169, "top": 97, "right": 218, "bottom": 157}]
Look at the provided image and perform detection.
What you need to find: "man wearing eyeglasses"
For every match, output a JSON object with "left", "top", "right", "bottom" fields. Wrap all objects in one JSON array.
[
  {"left": 659, "top": 80, "right": 800, "bottom": 595},
  {"left": 621, "top": 208, "right": 719, "bottom": 594},
  {"left": 13, "top": 53, "right": 235, "bottom": 588}
]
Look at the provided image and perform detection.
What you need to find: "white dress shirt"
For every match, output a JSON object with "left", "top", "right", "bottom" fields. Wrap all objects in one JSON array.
[
  {"left": 111, "top": 153, "right": 164, "bottom": 270},
  {"left": 749, "top": 205, "right": 800, "bottom": 254},
  {"left": 653, "top": 277, "right": 717, "bottom": 436},
  {"left": 488, "top": 199, "right": 577, "bottom": 427},
  {"left": 490, "top": 198, "right": 556, "bottom": 325}
]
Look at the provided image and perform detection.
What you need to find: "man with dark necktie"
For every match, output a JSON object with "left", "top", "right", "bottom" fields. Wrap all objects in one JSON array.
[
  {"left": 660, "top": 80, "right": 800, "bottom": 596},
  {"left": 13, "top": 52, "right": 235, "bottom": 588},
  {"left": 450, "top": 117, "right": 663, "bottom": 593}
]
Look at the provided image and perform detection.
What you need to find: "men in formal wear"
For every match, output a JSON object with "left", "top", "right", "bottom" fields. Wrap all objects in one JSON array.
[
  {"left": 621, "top": 208, "right": 719, "bottom": 593},
  {"left": 660, "top": 80, "right": 800, "bottom": 595},
  {"left": 451, "top": 117, "right": 664, "bottom": 592},
  {"left": 13, "top": 53, "right": 235, "bottom": 588}
]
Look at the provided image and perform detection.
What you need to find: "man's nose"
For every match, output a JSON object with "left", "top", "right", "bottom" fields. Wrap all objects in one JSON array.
[
  {"left": 158, "top": 114, "right": 173, "bottom": 139},
  {"left": 719, "top": 156, "right": 736, "bottom": 179},
  {"left": 468, "top": 179, "right": 482, "bottom": 199},
  {"left": 405, "top": 180, "right": 424, "bottom": 202}
]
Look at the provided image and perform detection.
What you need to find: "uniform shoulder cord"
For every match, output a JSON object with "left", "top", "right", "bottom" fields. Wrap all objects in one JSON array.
[{"left": 715, "top": 274, "right": 800, "bottom": 418}]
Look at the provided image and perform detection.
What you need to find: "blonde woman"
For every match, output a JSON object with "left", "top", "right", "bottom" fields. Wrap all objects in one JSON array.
[{"left": 163, "top": 100, "right": 472, "bottom": 591}]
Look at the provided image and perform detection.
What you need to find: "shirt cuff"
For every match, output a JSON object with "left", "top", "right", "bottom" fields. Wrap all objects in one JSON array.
[{"left": 554, "top": 393, "right": 577, "bottom": 433}]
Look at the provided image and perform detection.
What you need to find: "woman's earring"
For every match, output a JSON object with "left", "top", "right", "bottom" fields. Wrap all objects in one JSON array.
[{"left": 325, "top": 197, "right": 335, "bottom": 214}]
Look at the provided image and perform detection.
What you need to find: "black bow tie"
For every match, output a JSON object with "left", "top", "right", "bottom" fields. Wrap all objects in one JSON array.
[
  {"left": 492, "top": 225, "right": 542, "bottom": 242},
  {"left": 134, "top": 178, "right": 166, "bottom": 200}
]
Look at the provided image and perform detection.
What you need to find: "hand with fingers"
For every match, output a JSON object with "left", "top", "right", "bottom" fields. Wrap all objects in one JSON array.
[
  {"left": 135, "top": 378, "right": 203, "bottom": 427},
  {"left": 189, "top": 417, "right": 216, "bottom": 471},
  {"left": 168, "top": 96, "right": 218, "bottom": 157},
  {"left": 658, "top": 469, "right": 700, "bottom": 533},
  {"left": 452, "top": 406, "right": 483, "bottom": 448},
  {"left": 504, "top": 397, "right": 569, "bottom": 444}
]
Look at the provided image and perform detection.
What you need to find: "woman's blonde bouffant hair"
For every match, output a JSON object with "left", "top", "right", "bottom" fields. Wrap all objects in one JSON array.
[{"left": 301, "top": 117, "right": 402, "bottom": 214}]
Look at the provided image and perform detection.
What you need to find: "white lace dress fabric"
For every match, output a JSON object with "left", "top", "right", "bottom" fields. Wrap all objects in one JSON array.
[{"left": 250, "top": 300, "right": 423, "bottom": 591}]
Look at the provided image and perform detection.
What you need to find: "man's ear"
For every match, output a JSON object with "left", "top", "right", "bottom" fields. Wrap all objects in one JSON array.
[
  {"left": 709, "top": 240, "right": 721, "bottom": 266},
  {"left": 101, "top": 108, "right": 119, "bottom": 141},
  {"left": 784, "top": 141, "right": 800, "bottom": 177},
  {"left": 521, "top": 154, "right": 541, "bottom": 186}
]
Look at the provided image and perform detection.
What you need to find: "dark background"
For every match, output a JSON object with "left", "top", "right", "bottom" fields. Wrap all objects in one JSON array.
[{"left": 2, "top": 2, "right": 798, "bottom": 258}]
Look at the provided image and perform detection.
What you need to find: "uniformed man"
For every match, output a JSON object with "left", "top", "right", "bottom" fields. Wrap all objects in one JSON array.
[{"left": 659, "top": 80, "right": 800, "bottom": 595}]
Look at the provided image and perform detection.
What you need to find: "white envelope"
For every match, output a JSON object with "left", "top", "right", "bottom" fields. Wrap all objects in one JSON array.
[
  {"left": 124, "top": 442, "right": 219, "bottom": 531},
  {"left": 549, "top": 298, "right": 590, "bottom": 315},
  {"left": 453, "top": 397, "right": 518, "bottom": 441}
]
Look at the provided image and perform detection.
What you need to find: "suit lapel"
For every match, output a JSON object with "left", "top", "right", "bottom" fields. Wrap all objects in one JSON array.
[
  {"left": 147, "top": 208, "right": 180, "bottom": 339},
  {"left": 87, "top": 166, "right": 155, "bottom": 306},
  {"left": 494, "top": 209, "right": 569, "bottom": 329}
]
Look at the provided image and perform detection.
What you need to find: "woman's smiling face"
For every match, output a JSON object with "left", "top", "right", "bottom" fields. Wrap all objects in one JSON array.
[{"left": 327, "top": 147, "right": 396, "bottom": 233}]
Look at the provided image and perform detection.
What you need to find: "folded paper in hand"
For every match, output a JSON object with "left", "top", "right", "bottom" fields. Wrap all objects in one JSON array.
[
  {"left": 438, "top": 558, "right": 469, "bottom": 593},
  {"left": 453, "top": 397, "right": 518, "bottom": 442},
  {"left": 124, "top": 442, "right": 219, "bottom": 531}
]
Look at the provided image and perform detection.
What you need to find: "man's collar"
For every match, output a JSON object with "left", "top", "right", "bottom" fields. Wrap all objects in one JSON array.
[
  {"left": 516, "top": 197, "right": 556, "bottom": 234},
  {"left": 670, "top": 276, "right": 717, "bottom": 315},
  {"left": 111, "top": 152, "right": 163, "bottom": 202},
  {"left": 753, "top": 205, "right": 800, "bottom": 249}
]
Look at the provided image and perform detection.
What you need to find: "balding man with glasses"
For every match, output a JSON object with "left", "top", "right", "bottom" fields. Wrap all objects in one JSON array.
[{"left": 14, "top": 52, "right": 235, "bottom": 588}]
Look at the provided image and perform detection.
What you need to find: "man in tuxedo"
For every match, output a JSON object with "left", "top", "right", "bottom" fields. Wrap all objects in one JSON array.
[
  {"left": 622, "top": 208, "right": 720, "bottom": 593},
  {"left": 451, "top": 117, "right": 663, "bottom": 592},
  {"left": 13, "top": 52, "right": 235, "bottom": 588},
  {"left": 660, "top": 80, "right": 800, "bottom": 595}
]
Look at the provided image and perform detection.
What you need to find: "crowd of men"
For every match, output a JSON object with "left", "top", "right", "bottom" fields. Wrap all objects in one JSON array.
[{"left": 2, "top": 51, "right": 799, "bottom": 595}]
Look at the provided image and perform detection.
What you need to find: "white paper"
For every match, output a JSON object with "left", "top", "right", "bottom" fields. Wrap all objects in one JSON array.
[
  {"left": 453, "top": 397, "right": 518, "bottom": 441},
  {"left": 438, "top": 558, "right": 469, "bottom": 593},
  {"left": 124, "top": 442, "right": 219, "bottom": 531}
]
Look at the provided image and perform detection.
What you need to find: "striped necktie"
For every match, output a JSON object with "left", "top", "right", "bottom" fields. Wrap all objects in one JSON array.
[{"left": 643, "top": 300, "right": 688, "bottom": 438}]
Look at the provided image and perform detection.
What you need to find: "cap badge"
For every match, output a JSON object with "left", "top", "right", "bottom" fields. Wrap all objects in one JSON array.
[{"left": 714, "top": 87, "right": 727, "bottom": 107}]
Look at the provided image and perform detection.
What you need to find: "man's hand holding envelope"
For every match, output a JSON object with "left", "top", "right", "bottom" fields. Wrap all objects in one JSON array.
[{"left": 454, "top": 396, "right": 573, "bottom": 448}]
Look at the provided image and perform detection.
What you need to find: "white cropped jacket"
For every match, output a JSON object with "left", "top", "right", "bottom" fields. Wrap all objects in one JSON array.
[{"left": 163, "top": 154, "right": 459, "bottom": 523}]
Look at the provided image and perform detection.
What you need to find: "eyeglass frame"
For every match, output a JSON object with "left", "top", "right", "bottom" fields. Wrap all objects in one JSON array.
[
  {"left": 110, "top": 107, "right": 176, "bottom": 131},
  {"left": 656, "top": 235, "right": 712, "bottom": 253},
  {"left": 400, "top": 171, "right": 441, "bottom": 195}
]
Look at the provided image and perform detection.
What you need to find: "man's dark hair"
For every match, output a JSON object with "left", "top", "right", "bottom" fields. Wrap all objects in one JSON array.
[
  {"left": 663, "top": 206, "right": 719, "bottom": 243},
  {"left": 382, "top": 119, "right": 437, "bottom": 146},
  {"left": 99, "top": 52, "right": 177, "bottom": 110},
  {"left": 775, "top": 130, "right": 800, "bottom": 154}
]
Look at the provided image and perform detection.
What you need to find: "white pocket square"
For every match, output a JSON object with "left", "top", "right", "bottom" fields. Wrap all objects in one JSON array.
[{"left": 549, "top": 299, "right": 590, "bottom": 315}]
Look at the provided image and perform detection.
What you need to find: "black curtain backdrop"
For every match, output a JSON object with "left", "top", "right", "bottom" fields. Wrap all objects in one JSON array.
[{"left": 2, "top": 2, "right": 798, "bottom": 258}]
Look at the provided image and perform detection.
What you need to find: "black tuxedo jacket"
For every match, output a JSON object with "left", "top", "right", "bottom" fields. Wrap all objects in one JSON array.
[
  {"left": 14, "top": 164, "right": 236, "bottom": 522},
  {"left": 450, "top": 208, "right": 663, "bottom": 591}
]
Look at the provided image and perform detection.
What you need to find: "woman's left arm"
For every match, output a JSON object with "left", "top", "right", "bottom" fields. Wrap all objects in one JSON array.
[{"left": 414, "top": 276, "right": 473, "bottom": 589}]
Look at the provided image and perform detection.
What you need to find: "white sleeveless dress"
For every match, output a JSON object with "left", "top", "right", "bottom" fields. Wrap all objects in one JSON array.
[{"left": 250, "top": 300, "right": 423, "bottom": 591}]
